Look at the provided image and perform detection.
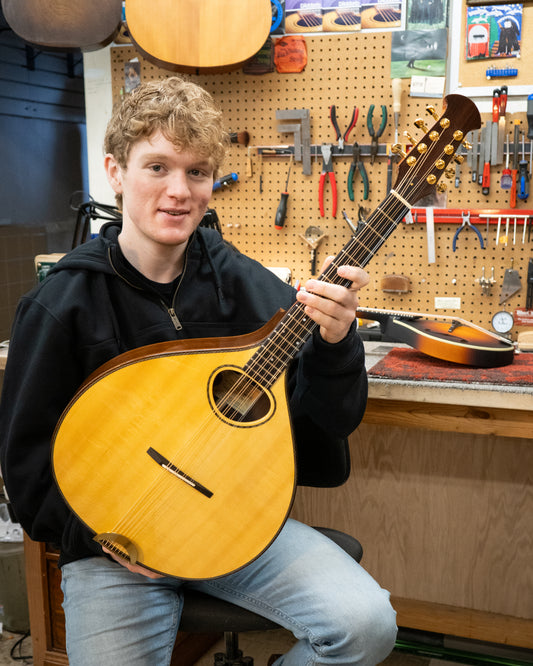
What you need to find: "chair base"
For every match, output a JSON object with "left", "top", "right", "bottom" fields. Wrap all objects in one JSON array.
[{"left": 213, "top": 631, "right": 253, "bottom": 665}]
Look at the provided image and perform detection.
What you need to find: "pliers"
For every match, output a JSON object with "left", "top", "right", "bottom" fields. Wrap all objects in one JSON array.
[
  {"left": 452, "top": 211, "right": 484, "bottom": 252},
  {"left": 367, "top": 104, "right": 387, "bottom": 164},
  {"left": 348, "top": 142, "right": 369, "bottom": 201},
  {"left": 330, "top": 105, "right": 358, "bottom": 151},
  {"left": 319, "top": 144, "right": 337, "bottom": 218}
]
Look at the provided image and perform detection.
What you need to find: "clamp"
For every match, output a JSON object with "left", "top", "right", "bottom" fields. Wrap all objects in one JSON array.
[
  {"left": 366, "top": 104, "right": 387, "bottom": 164},
  {"left": 452, "top": 211, "right": 485, "bottom": 252}
]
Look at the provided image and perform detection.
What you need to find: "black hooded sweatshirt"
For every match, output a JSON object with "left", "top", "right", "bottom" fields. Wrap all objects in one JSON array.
[{"left": 0, "top": 222, "right": 367, "bottom": 567}]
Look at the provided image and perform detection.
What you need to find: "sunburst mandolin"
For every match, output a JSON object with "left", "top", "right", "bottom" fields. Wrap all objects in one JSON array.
[
  {"left": 357, "top": 307, "right": 515, "bottom": 367},
  {"left": 52, "top": 94, "right": 481, "bottom": 579}
]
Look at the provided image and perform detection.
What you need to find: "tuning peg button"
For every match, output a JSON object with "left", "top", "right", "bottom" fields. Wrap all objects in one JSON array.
[{"left": 426, "top": 105, "right": 439, "bottom": 121}]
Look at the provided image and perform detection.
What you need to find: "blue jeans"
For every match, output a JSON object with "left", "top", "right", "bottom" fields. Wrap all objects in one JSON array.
[{"left": 61, "top": 519, "right": 397, "bottom": 665}]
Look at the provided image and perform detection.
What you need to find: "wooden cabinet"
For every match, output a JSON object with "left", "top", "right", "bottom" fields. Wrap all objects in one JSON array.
[
  {"left": 24, "top": 537, "right": 218, "bottom": 666},
  {"left": 292, "top": 388, "right": 533, "bottom": 650}
]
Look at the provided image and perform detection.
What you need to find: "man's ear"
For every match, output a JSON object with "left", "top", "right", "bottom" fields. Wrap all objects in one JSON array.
[{"left": 104, "top": 154, "right": 123, "bottom": 195}]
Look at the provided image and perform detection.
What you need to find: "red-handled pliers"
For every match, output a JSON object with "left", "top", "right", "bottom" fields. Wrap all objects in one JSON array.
[{"left": 319, "top": 144, "right": 337, "bottom": 218}]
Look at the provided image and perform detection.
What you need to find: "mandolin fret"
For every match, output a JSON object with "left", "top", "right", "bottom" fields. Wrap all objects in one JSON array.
[{"left": 244, "top": 198, "right": 409, "bottom": 387}]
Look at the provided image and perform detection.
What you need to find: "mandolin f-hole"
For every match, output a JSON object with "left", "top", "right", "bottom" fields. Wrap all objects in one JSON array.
[{"left": 208, "top": 366, "right": 275, "bottom": 426}]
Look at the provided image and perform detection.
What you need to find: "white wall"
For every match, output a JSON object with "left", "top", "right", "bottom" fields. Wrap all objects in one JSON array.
[{"left": 83, "top": 47, "right": 116, "bottom": 223}]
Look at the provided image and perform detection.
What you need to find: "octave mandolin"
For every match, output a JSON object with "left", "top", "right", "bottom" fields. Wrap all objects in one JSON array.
[
  {"left": 124, "top": 0, "right": 272, "bottom": 71},
  {"left": 52, "top": 94, "right": 481, "bottom": 579}
]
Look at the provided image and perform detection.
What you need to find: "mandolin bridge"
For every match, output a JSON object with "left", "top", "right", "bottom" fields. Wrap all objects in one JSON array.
[{"left": 147, "top": 447, "right": 213, "bottom": 498}]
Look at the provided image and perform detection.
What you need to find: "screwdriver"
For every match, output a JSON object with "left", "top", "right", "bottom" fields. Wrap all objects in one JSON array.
[
  {"left": 526, "top": 94, "right": 533, "bottom": 140},
  {"left": 275, "top": 157, "right": 293, "bottom": 230},
  {"left": 510, "top": 121, "right": 520, "bottom": 208},
  {"left": 518, "top": 132, "right": 529, "bottom": 201},
  {"left": 501, "top": 133, "right": 512, "bottom": 189}
]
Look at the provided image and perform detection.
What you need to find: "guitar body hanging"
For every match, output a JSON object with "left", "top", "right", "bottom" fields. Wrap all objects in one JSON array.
[{"left": 53, "top": 94, "right": 482, "bottom": 579}]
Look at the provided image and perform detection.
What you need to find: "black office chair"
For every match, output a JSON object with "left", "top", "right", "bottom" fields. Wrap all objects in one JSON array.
[{"left": 179, "top": 527, "right": 363, "bottom": 666}]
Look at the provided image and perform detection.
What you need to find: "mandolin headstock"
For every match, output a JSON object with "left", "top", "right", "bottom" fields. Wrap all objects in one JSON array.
[{"left": 391, "top": 94, "right": 481, "bottom": 206}]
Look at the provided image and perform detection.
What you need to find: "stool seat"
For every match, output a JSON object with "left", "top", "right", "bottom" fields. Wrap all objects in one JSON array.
[{"left": 179, "top": 526, "right": 363, "bottom": 658}]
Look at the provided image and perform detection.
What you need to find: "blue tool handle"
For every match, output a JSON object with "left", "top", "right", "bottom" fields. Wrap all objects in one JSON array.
[{"left": 213, "top": 172, "right": 238, "bottom": 190}]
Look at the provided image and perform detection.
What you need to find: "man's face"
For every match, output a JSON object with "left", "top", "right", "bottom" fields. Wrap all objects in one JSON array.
[{"left": 105, "top": 131, "right": 214, "bottom": 251}]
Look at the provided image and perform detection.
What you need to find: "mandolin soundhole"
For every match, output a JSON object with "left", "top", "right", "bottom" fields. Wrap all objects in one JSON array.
[{"left": 210, "top": 367, "right": 273, "bottom": 425}]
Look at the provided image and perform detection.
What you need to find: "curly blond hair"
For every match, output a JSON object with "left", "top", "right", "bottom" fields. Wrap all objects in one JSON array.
[{"left": 104, "top": 77, "right": 229, "bottom": 205}]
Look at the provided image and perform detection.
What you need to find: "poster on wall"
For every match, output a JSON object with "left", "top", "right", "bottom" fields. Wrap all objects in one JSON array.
[
  {"left": 465, "top": 3, "right": 522, "bottom": 60},
  {"left": 391, "top": 28, "right": 447, "bottom": 78},
  {"left": 406, "top": 0, "right": 449, "bottom": 30}
]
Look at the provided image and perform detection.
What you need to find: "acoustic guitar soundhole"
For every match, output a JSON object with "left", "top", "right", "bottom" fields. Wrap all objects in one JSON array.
[
  {"left": 335, "top": 12, "right": 360, "bottom": 27},
  {"left": 210, "top": 367, "right": 273, "bottom": 425}
]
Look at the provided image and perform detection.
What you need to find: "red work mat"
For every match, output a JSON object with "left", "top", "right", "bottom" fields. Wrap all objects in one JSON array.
[{"left": 367, "top": 348, "right": 533, "bottom": 386}]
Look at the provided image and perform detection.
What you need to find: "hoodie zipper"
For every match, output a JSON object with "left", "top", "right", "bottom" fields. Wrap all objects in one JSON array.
[
  {"left": 107, "top": 245, "right": 188, "bottom": 332},
  {"left": 165, "top": 246, "right": 189, "bottom": 331},
  {"left": 167, "top": 306, "right": 182, "bottom": 331}
]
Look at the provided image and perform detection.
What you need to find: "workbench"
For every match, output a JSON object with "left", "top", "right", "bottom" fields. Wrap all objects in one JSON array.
[{"left": 293, "top": 342, "right": 533, "bottom": 649}]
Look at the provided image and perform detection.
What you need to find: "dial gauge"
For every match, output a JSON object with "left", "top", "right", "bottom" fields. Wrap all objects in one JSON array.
[{"left": 491, "top": 310, "right": 514, "bottom": 334}]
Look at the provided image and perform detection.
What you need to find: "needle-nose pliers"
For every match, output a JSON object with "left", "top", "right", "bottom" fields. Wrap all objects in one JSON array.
[
  {"left": 367, "top": 104, "right": 387, "bottom": 164},
  {"left": 348, "top": 142, "right": 369, "bottom": 201},
  {"left": 330, "top": 105, "right": 358, "bottom": 151}
]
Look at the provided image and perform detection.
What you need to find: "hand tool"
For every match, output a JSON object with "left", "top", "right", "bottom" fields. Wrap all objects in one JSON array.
[
  {"left": 452, "top": 211, "right": 484, "bottom": 252},
  {"left": 526, "top": 258, "right": 533, "bottom": 309},
  {"left": 500, "top": 258, "right": 522, "bottom": 304},
  {"left": 454, "top": 144, "right": 463, "bottom": 188},
  {"left": 357, "top": 205, "right": 369, "bottom": 234},
  {"left": 366, "top": 104, "right": 387, "bottom": 164},
  {"left": 275, "top": 156, "right": 293, "bottom": 230},
  {"left": 491, "top": 86, "right": 506, "bottom": 166},
  {"left": 518, "top": 132, "right": 529, "bottom": 201},
  {"left": 392, "top": 78, "right": 402, "bottom": 144},
  {"left": 229, "top": 131, "right": 250, "bottom": 146},
  {"left": 347, "top": 142, "right": 368, "bottom": 201},
  {"left": 341, "top": 209, "right": 358, "bottom": 235},
  {"left": 213, "top": 172, "right": 238, "bottom": 190},
  {"left": 276, "top": 109, "right": 312, "bottom": 175},
  {"left": 527, "top": 93, "right": 533, "bottom": 140},
  {"left": 510, "top": 121, "right": 520, "bottom": 208},
  {"left": 329, "top": 105, "right": 358, "bottom": 151},
  {"left": 477, "top": 126, "right": 486, "bottom": 186},
  {"left": 491, "top": 89, "right": 500, "bottom": 166},
  {"left": 500, "top": 133, "right": 512, "bottom": 189},
  {"left": 319, "top": 144, "right": 337, "bottom": 217},
  {"left": 299, "top": 225, "right": 327, "bottom": 275},
  {"left": 467, "top": 129, "right": 479, "bottom": 182},
  {"left": 481, "top": 121, "right": 492, "bottom": 195}
]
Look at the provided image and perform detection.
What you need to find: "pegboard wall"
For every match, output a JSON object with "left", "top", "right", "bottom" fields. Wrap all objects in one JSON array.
[{"left": 110, "top": 31, "right": 533, "bottom": 339}]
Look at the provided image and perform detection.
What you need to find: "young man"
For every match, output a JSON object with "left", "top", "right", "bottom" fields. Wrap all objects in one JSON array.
[{"left": 0, "top": 77, "right": 396, "bottom": 665}]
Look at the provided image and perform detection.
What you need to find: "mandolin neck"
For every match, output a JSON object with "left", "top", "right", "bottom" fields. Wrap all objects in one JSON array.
[{"left": 244, "top": 192, "right": 410, "bottom": 388}]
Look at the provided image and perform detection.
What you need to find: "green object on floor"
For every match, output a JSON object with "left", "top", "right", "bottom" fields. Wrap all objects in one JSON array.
[{"left": 394, "top": 639, "right": 533, "bottom": 666}]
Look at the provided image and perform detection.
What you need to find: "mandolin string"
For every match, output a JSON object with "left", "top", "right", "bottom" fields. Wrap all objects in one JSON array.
[
  {"left": 202, "top": 104, "right": 473, "bottom": 417},
  {"left": 115, "top": 159, "right": 456, "bottom": 543},
  {"left": 112, "top": 106, "right": 474, "bottom": 541},
  {"left": 211, "top": 116, "right": 461, "bottom": 416}
]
